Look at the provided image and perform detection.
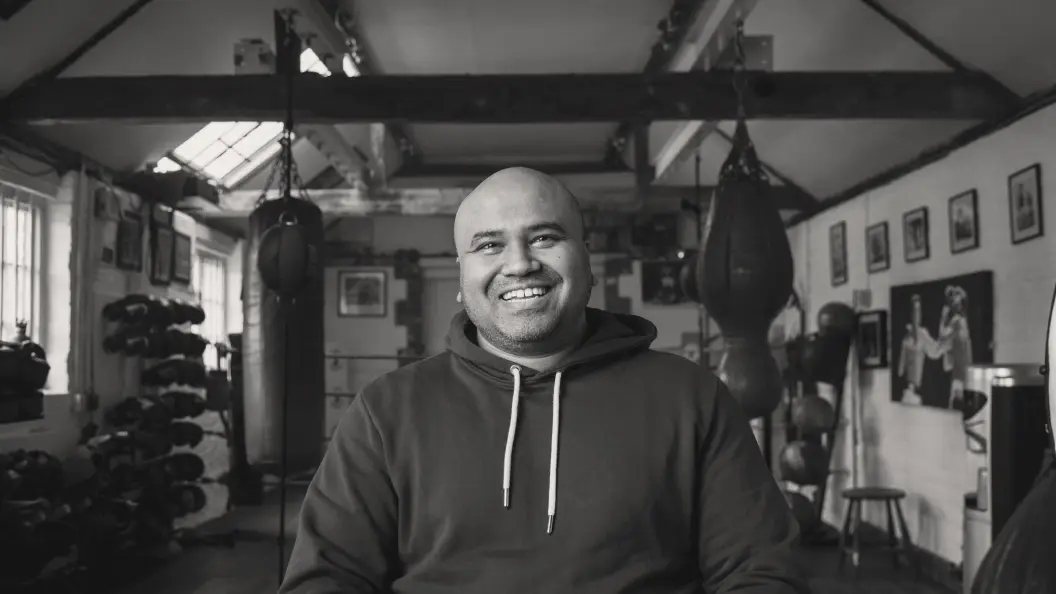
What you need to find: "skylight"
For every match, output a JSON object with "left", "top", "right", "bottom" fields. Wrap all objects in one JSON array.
[{"left": 155, "top": 48, "right": 347, "bottom": 189}]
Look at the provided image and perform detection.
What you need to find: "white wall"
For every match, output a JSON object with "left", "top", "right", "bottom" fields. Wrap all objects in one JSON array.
[{"left": 788, "top": 103, "right": 1056, "bottom": 564}]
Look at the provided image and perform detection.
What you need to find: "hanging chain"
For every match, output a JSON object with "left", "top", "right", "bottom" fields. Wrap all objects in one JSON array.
[
  {"left": 256, "top": 9, "right": 314, "bottom": 207},
  {"left": 719, "top": 19, "right": 768, "bottom": 184},
  {"left": 732, "top": 20, "right": 747, "bottom": 121}
]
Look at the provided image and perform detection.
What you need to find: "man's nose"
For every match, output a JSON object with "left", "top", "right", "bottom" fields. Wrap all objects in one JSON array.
[{"left": 501, "top": 243, "right": 541, "bottom": 276}]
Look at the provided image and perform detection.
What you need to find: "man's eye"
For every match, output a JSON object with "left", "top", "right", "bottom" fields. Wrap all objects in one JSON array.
[{"left": 533, "top": 235, "right": 558, "bottom": 245}]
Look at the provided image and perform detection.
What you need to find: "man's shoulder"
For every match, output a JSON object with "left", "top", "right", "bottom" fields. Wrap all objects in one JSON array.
[
  {"left": 360, "top": 351, "right": 454, "bottom": 399},
  {"left": 620, "top": 348, "right": 721, "bottom": 396},
  {"left": 639, "top": 348, "right": 714, "bottom": 377}
]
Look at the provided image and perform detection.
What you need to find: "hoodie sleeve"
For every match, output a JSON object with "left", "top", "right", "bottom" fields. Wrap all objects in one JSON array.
[
  {"left": 279, "top": 393, "right": 400, "bottom": 593},
  {"left": 696, "top": 374, "right": 810, "bottom": 593}
]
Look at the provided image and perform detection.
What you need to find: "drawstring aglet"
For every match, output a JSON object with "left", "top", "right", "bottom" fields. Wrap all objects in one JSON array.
[
  {"left": 547, "top": 515, "right": 555, "bottom": 534},
  {"left": 503, "top": 488, "right": 510, "bottom": 508}
]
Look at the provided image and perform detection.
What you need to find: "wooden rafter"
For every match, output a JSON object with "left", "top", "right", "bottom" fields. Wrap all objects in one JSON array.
[
  {"left": 313, "top": 0, "right": 419, "bottom": 162},
  {"left": 858, "top": 0, "right": 1019, "bottom": 104},
  {"left": 1, "top": 0, "right": 157, "bottom": 100},
  {"left": 3, "top": 71, "right": 1013, "bottom": 124},
  {"left": 194, "top": 183, "right": 815, "bottom": 218}
]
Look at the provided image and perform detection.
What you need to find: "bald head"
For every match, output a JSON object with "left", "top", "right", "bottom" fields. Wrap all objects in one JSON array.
[
  {"left": 454, "top": 167, "right": 585, "bottom": 254},
  {"left": 452, "top": 167, "right": 595, "bottom": 357}
]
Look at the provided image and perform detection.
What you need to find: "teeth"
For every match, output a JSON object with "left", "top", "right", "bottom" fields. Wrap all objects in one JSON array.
[{"left": 502, "top": 287, "right": 549, "bottom": 300}]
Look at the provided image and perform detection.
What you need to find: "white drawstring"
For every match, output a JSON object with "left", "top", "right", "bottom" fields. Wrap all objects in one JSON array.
[
  {"left": 502, "top": 365, "right": 522, "bottom": 509},
  {"left": 501, "top": 365, "right": 564, "bottom": 534},
  {"left": 547, "top": 370, "right": 563, "bottom": 534}
]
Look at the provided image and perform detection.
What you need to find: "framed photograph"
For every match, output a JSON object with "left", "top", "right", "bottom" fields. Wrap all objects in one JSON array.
[
  {"left": 1008, "top": 163, "right": 1043, "bottom": 244},
  {"left": 115, "top": 214, "right": 143, "bottom": 272},
  {"left": 172, "top": 232, "right": 192, "bottom": 284},
  {"left": 829, "top": 221, "right": 848, "bottom": 286},
  {"left": 865, "top": 221, "right": 890, "bottom": 274},
  {"left": 149, "top": 222, "right": 174, "bottom": 286},
  {"left": 903, "top": 207, "right": 930, "bottom": 263},
  {"left": 338, "top": 270, "right": 387, "bottom": 317},
  {"left": 890, "top": 271, "right": 993, "bottom": 409},
  {"left": 856, "top": 310, "right": 888, "bottom": 369},
  {"left": 949, "top": 190, "right": 980, "bottom": 254}
]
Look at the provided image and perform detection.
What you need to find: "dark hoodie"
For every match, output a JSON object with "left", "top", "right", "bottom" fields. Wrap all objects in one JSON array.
[{"left": 280, "top": 308, "right": 808, "bottom": 594}]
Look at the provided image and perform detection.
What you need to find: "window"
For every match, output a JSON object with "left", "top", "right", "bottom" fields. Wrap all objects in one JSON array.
[
  {"left": 0, "top": 182, "right": 42, "bottom": 345},
  {"left": 154, "top": 48, "right": 349, "bottom": 189},
  {"left": 193, "top": 251, "right": 227, "bottom": 368}
]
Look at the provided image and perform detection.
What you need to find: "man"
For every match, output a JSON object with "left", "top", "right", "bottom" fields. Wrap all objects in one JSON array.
[{"left": 280, "top": 167, "right": 808, "bottom": 593}]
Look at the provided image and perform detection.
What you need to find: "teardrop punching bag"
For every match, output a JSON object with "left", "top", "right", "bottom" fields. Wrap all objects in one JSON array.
[
  {"left": 243, "top": 197, "right": 325, "bottom": 474},
  {"left": 697, "top": 120, "right": 794, "bottom": 419},
  {"left": 970, "top": 282, "right": 1056, "bottom": 594}
]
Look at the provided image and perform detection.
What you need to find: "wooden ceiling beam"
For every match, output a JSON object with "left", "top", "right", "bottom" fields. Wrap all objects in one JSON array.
[
  {"left": 3, "top": 71, "right": 1012, "bottom": 124},
  {"left": 310, "top": 0, "right": 420, "bottom": 166},
  {"left": 393, "top": 160, "right": 629, "bottom": 179},
  {"left": 190, "top": 183, "right": 813, "bottom": 218}
]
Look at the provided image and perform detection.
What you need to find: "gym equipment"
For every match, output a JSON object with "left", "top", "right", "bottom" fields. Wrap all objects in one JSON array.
[
  {"left": 778, "top": 440, "right": 829, "bottom": 486},
  {"left": 783, "top": 489, "right": 820, "bottom": 534},
  {"left": 245, "top": 12, "right": 326, "bottom": 585},
  {"left": 799, "top": 331, "right": 854, "bottom": 386},
  {"left": 790, "top": 394, "right": 836, "bottom": 436},
  {"left": 817, "top": 302, "right": 856, "bottom": 336},
  {"left": 141, "top": 357, "right": 208, "bottom": 387},
  {"left": 101, "top": 294, "right": 205, "bottom": 326},
  {"left": 245, "top": 193, "right": 325, "bottom": 473},
  {"left": 694, "top": 25, "right": 793, "bottom": 420}
]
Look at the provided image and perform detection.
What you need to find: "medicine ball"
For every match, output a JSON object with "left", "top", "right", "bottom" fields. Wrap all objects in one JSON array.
[
  {"left": 800, "top": 331, "right": 852, "bottom": 386},
  {"left": 791, "top": 394, "right": 836, "bottom": 435},
  {"left": 783, "top": 490, "right": 819, "bottom": 533},
  {"left": 778, "top": 440, "right": 829, "bottom": 486},
  {"left": 817, "top": 302, "right": 856, "bottom": 337}
]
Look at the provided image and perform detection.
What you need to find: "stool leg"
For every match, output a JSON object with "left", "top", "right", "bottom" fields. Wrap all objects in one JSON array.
[
  {"left": 851, "top": 500, "right": 863, "bottom": 577},
  {"left": 838, "top": 500, "right": 855, "bottom": 572},
  {"left": 885, "top": 500, "right": 899, "bottom": 570},
  {"left": 893, "top": 500, "right": 921, "bottom": 577}
]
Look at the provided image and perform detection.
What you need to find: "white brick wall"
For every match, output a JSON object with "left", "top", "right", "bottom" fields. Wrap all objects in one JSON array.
[{"left": 788, "top": 102, "right": 1056, "bottom": 564}]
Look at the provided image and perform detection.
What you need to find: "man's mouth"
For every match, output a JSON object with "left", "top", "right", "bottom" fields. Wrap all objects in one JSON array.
[{"left": 499, "top": 286, "right": 552, "bottom": 302}]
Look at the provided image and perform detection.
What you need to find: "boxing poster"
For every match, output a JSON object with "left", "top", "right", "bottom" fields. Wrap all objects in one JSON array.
[{"left": 890, "top": 271, "right": 994, "bottom": 410}]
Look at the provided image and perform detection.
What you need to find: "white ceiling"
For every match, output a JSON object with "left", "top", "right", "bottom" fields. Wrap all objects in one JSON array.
[{"left": 1, "top": 0, "right": 1054, "bottom": 211}]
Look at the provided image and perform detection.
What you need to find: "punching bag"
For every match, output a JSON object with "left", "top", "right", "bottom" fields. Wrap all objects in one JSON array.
[
  {"left": 697, "top": 119, "right": 794, "bottom": 419},
  {"left": 971, "top": 282, "right": 1056, "bottom": 593},
  {"left": 243, "top": 197, "right": 325, "bottom": 474}
]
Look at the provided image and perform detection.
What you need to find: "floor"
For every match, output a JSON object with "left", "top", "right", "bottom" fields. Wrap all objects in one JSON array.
[{"left": 98, "top": 486, "right": 953, "bottom": 594}]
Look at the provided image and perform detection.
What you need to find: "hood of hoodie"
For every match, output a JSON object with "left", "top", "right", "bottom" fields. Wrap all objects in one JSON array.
[{"left": 446, "top": 306, "right": 657, "bottom": 384}]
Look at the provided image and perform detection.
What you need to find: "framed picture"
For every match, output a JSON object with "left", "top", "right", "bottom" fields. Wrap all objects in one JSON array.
[
  {"left": 115, "top": 214, "right": 143, "bottom": 272},
  {"left": 890, "top": 271, "right": 993, "bottom": 409},
  {"left": 903, "top": 207, "right": 930, "bottom": 263},
  {"left": 856, "top": 310, "right": 888, "bottom": 369},
  {"left": 829, "top": 221, "right": 848, "bottom": 286},
  {"left": 865, "top": 221, "right": 890, "bottom": 274},
  {"left": 149, "top": 222, "right": 174, "bottom": 286},
  {"left": 1008, "top": 163, "right": 1043, "bottom": 244},
  {"left": 338, "top": 270, "right": 387, "bottom": 317},
  {"left": 949, "top": 190, "right": 980, "bottom": 254},
  {"left": 172, "top": 232, "right": 192, "bottom": 284}
]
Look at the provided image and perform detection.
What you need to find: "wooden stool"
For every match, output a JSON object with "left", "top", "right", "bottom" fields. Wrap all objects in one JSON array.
[{"left": 838, "top": 487, "right": 919, "bottom": 576}]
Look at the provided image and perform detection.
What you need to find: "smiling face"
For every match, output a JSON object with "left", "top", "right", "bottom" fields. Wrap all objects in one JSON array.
[{"left": 454, "top": 168, "right": 592, "bottom": 356}]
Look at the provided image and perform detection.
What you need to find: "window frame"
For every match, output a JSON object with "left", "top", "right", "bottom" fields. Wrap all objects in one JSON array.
[
  {"left": 192, "top": 245, "right": 230, "bottom": 369},
  {"left": 0, "top": 178, "right": 48, "bottom": 348}
]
